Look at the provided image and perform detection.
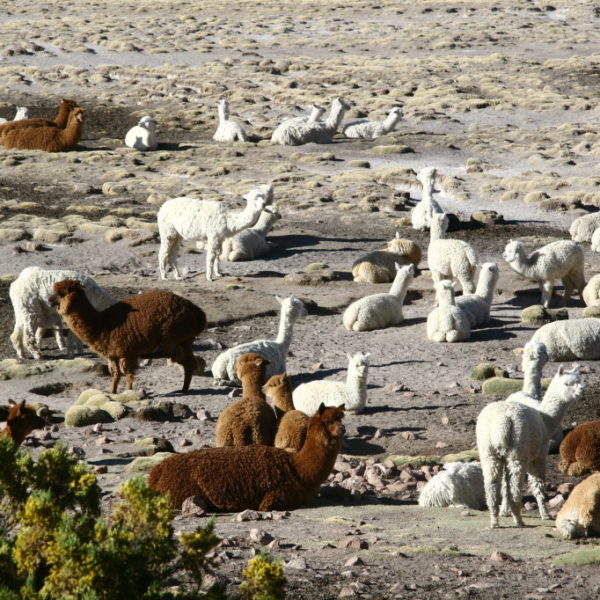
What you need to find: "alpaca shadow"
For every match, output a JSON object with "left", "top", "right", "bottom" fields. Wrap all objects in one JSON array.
[
  {"left": 397, "top": 316, "right": 427, "bottom": 327},
  {"left": 156, "top": 142, "right": 197, "bottom": 151},
  {"left": 470, "top": 328, "right": 518, "bottom": 342},
  {"left": 359, "top": 404, "right": 430, "bottom": 415},
  {"left": 292, "top": 367, "right": 346, "bottom": 385},
  {"left": 87, "top": 457, "right": 133, "bottom": 467},
  {"left": 76, "top": 144, "right": 113, "bottom": 151},
  {"left": 164, "top": 385, "right": 231, "bottom": 398},
  {"left": 341, "top": 437, "right": 386, "bottom": 455},
  {"left": 370, "top": 359, "right": 427, "bottom": 368},
  {"left": 355, "top": 425, "right": 425, "bottom": 436},
  {"left": 239, "top": 270, "right": 285, "bottom": 278},
  {"left": 333, "top": 270, "right": 353, "bottom": 282}
]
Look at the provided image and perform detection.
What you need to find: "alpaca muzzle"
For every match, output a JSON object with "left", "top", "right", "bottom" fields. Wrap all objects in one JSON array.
[{"left": 48, "top": 293, "right": 58, "bottom": 307}]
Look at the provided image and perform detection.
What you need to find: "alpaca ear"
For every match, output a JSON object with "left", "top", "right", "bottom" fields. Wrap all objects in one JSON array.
[
  {"left": 395, "top": 231, "right": 400, "bottom": 239},
  {"left": 275, "top": 295, "right": 283, "bottom": 304},
  {"left": 318, "top": 402, "right": 326, "bottom": 415},
  {"left": 8, "top": 399, "right": 16, "bottom": 407},
  {"left": 346, "top": 352, "right": 353, "bottom": 360},
  {"left": 338, "top": 404, "right": 346, "bottom": 414}
]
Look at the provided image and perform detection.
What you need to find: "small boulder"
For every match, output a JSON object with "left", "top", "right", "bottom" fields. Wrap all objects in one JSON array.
[{"left": 470, "top": 210, "right": 504, "bottom": 225}]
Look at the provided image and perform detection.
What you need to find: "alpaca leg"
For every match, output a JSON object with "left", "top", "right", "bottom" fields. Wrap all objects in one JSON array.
[
  {"left": 481, "top": 456, "right": 502, "bottom": 528},
  {"left": 205, "top": 237, "right": 222, "bottom": 280},
  {"left": 500, "top": 465, "right": 511, "bottom": 517},
  {"left": 23, "top": 314, "right": 42, "bottom": 360},
  {"left": 108, "top": 359, "right": 122, "bottom": 394},
  {"left": 505, "top": 458, "right": 525, "bottom": 526},
  {"left": 528, "top": 459, "right": 549, "bottom": 520},
  {"left": 119, "top": 356, "right": 138, "bottom": 391},
  {"left": 175, "top": 344, "right": 196, "bottom": 392},
  {"left": 566, "top": 461, "right": 589, "bottom": 477},
  {"left": 540, "top": 280, "right": 553, "bottom": 307},
  {"left": 562, "top": 276, "right": 574, "bottom": 305},
  {"left": 10, "top": 322, "right": 26, "bottom": 359},
  {"left": 159, "top": 233, "right": 182, "bottom": 280},
  {"left": 52, "top": 324, "right": 68, "bottom": 353}
]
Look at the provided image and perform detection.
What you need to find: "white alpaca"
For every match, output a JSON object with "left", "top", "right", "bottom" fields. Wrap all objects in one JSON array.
[
  {"left": 418, "top": 462, "right": 486, "bottom": 510},
  {"left": 531, "top": 318, "right": 600, "bottom": 361},
  {"left": 570, "top": 213, "right": 600, "bottom": 243},
  {"left": 428, "top": 213, "right": 479, "bottom": 294},
  {"left": 270, "top": 96, "right": 349, "bottom": 146},
  {"left": 476, "top": 364, "right": 583, "bottom": 528},
  {"left": 411, "top": 167, "right": 444, "bottom": 231},
  {"left": 293, "top": 352, "right": 370, "bottom": 414},
  {"left": 426, "top": 280, "right": 471, "bottom": 342},
  {"left": 0, "top": 106, "right": 29, "bottom": 123},
  {"left": 219, "top": 206, "right": 281, "bottom": 261},
  {"left": 502, "top": 239, "right": 585, "bottom": 307},
  {"left": 454, "top": 262, "right": 499, "bottom": 328},
  {"left": 342, "top": 106, "right": 403, "bottom": 139},
  {"left": 212, "top": 99, "right": 247, "bottom": 142},
  {"left": 591, "top": 227, "right": 600, "bottom": 253},
  {"left": 157, "top": 186, "right": 268, "bottom": 281},
  {"left": 343, "top": 264, "right": 414, "bottom": 331},
  {"left": 556, "top": 473, "right": 600, "bottom": 539},
  {"left": 125, "top": 116, "right": 158, "bottom": 150},
  {"left": 211, "top": 296, "right": 307, "bottom": 385},
  {"left": 582, "top": 274, "right": 600, "bottom": 307},
  {"left": 270, "top": 104, "right": 325, "bottom": 145},
  {"left": 9, "top": 266, "right": 116, "bottom": 360}
]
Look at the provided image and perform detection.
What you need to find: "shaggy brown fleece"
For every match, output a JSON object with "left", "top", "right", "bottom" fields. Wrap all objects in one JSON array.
[
  {"left": 0, "top": 98, "right": 77, "bottom": 138},
  {"left": 0, "top": 400, "right": 46, "bottom": 446},
  {"left": 559, "top": 420, "right": 600, "bottom": 476}
]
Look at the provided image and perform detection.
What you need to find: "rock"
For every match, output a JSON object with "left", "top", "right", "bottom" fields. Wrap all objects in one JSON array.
[
  {"left": 196, "top": 409, "right": 213, "bottom": 421},
  {"left": 470, "top": 210, "right": 504, "bottom": 225},
  {"left": 521, "top": 305, "right": 568, "bottom": 325},
  {"left": 181, "top": 496, "right": 207, "bottom": 517},
  {"left": 126, "top": 452, "right": 173, "bottom": 473},
  {"left": 285, "top": 555, "right": 308, "bottom": 570},
  {"left": 338, "top": 537, "right": 369, "bottom": 550},
  {"left": 344, "top": 555, "right": 365, "bottom": 567},
  {"left": 557, "top": 482, "right": 574, "bottom": 495},
  {"left": 339, "top": 586, "right": 356, "bottom": 598},
  {"left": 235, "top": 509, "right": 263, "bottom": 522},
  {"left": 283, "top": 269, "right": 338, "bottom": 285},
  {"left": 470, "top": 362, "right": 508, "bottom": 381},
  {"left": 490, "top": 551, "right": 515, "bottom": 562},
  {"left": 249, "top": 528, "right": 274, "bottom": 545}
]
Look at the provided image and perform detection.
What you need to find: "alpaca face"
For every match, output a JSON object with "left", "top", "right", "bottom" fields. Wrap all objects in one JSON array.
[
  {"left": 502, "top": 240, "right": 521, "bottom": 263},
  {"left": 315, "top": 404, "right": 345, "bottom": 446},
  {"left": 262, "top": 373, "right": 292, "bottom": 398},
  {"left": 236, "top": 352, "right": 271, "bottom": 379},
  {"left": 70, "top": 108, "right": 85, "bottom": 124},
  {"left": 7, "top": 400, "right": 46, "bottom": 437}
]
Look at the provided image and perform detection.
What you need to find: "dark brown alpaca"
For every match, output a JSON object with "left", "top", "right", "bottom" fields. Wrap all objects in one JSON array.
[
  {"left": 559, "top": 420, "right": 600, "bottom": 476},
  {"left": 1, "top": 400, "right": 46, "bottom": 446},
  {"left": 50, "top": 279, "right": 206, "bottom": 393},
  {"left": 0, "top": 98, "right": 77, "bottom": 139},
  {"left": 148, "top": 403, "right": 345, "bottom": 510},
  {"left": 215, "top": 353, "right": 275, "bottom": 447},
  {"left": 2, "top": 106, "right": 85, "bottom": 152}
]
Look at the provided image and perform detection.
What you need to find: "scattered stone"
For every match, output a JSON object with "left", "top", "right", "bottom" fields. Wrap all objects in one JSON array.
[
  {"left": 181, "top": 496, "right": 207, "bottom": 517},
  {"left": 235, "top": 509, "right": 263, "bottom": 522},
  {"left": 344, "top": 555, "right": 365, "bottom": 567},
  {"left": 249, "top": 528, "right": 274, "bottom": 545},
  {"left": 470, "top": 210, "right": 504, "bottom": 225},
  {"left": 490, "top": 551, "right": 515, "bottom": 562},
  {"left": 285, "top": 555, "right": 308, "bottom": 570},
  {"left": 196, "top": 409, "right": 213, "bottom": 421}
]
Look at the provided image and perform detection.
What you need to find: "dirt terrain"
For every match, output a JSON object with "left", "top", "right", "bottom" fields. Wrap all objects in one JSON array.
[{"left": 1, "top": 1, "right": 600, "bottom": 598}]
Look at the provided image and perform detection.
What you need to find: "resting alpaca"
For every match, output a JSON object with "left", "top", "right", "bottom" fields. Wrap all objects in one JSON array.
[
  {"left": 352, "top": 233, "right": 421, "bottom": 283},
  {"left": 476, "top": 364, "right": 583, "bottom": 528},
  {"left": 270, "top": 104, "right": 325, "bottom": 145},
  {"left": 215, "top": 353, "right": 275, "bottom": 447},
  {"left": 212, "top": 296, "right": 306, "bottom": 386},
  {"left": 0, "top": 98, "right": 76, "bottom": 139},
  {"left": 125, "top": 115, "right": 158, "bottom": 150},
  {"left": 556, "top": 473, "right": 600, "bottom": 539},
  {"left": 418, "top": 462, "right": 486, "bottom": 510},
  {"left": 212, "top": 99, "right": 247, "bottom": 142},
  {"left": 454, "top": 262, "right": 499, "bottom": 328},
  {"left": 427, "top": 280, "right": 471, "bottom": 343},
  {"left": 411, "top": 167, "right": 443, "bottom": 231},
  {"left": 148, "top": 403, "right": 345, "bottom": 510},
  {"left": 293, "top": 352, "right": 370, "bottom": 414},
  {"left": 428, "top": 212, "right": 479, "bottom": 294},
  {"left": 531, "top": 318, "right": 600, "bottom": 361},
  {"left": 10, "top": 266, "right": 116, "bottom": 360},
  {"left": 342, "top": 106, "right": 403, "bottom": 139},
  {"left": 158, "top": 185, "right": 268, "bottom": 281},
  {"left": 559, "top": 420, "right": 600, "bottom": 476},
  {"left": 1, "top": 400, "right": 46, "bottom": 446},
  {"left": 582, "top": 274, "right": 600, "bottom": 307},
  {"left": 0, "top": 106, "right": 29, "bottom": 124},
  {"left": 50, "top": 280, "right": 206, "bottom": 393},
  {"left": 343, "top": 264, "right": 414, "bottom": 331},
  {"left": 263, "top": 373, "right": 309, "bottom": 453},
  {"left": 507, "top": 341, "right": 549, "bottom": 404},
  {"left": 502, "top": 239, "right": 585, "bottom": 307},
  {"left": 2, "top": 107, "right": 85, "bottom": 152},
  {"left": 570, "top": 212, "right": 600, "bottom": 243}
]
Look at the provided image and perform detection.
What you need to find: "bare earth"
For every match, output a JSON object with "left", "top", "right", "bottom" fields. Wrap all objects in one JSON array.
[{"left": 1, "top": 1, "right": 600, "bottom": 598}]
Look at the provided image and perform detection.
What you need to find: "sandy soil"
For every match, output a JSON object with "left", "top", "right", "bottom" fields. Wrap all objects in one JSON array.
[{"left": 1, "top": 1, "right": 600, "bottom": 597}]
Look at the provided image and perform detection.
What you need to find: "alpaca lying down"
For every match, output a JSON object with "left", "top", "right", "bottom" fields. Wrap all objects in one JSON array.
[{"left": 418, "top": 462, "right": 486, "bottom": 510}]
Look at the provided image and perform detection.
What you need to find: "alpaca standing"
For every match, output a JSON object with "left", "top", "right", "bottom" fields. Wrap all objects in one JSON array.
[
  {"left": 476, "top": 364, "right": 583, "bottom": 528},
  {"left": 342, "top": 106, "right": 403, "bottom": 139},
  {"left": 411, "top": 167, "right": 443, "bottom": 231},
  {"left": 157, "top": 186, "right": 268, "bottom": 281},
  {"left": 454, "top": 262, "right": 499, "bottom": 328},
  {"left": 0, "top": 98, "right": 76, "bottom": 139},
  {"left": 0, "top": 106, "right": 29, "bottom": 124},
  {"left": 211, "top": 296, "right": 307, "bottom": 385},
  {"left": 426, "top": 280, "right": 471, "bottom": 343},
  {"left": 212, "top": 99, "right": 247, "bottom": 142},
  {"left": 125, "top": 116, "right": 158, "bottom": 150}
]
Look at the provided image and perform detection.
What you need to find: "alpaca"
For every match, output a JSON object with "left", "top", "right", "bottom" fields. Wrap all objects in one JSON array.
[
  {"left": 570, "top": 213, "right": 600, "bottom": 243},
  {"left": 270, "top": 104, "right": 326, "bottom": 145},
  {"left": 411, "top": 167, "right": 444, "bottom": 231},
  {"left": 157, "top": 185, "right": 268, "bottom": 281},
  {"left": 476, "top": 364, "right": 583, "bottom": 528},
  {"left": 556, "top": 473, "right": 600, "bottom": 539},
  {"left": 125, "top": 115, "right": 158, "bottom": 150},
  {"left": 212, "top": 99, "right": 247, "bottom": 142},
  {"left": 352, "top": 233, "right": 421, "bottom": 283},
  {"left": 10, "top": 266, "right": 116, "bottom": 360},
  {"left": 582, "top": 274, "right": 600, "bottom": 307},
  {"left": 0, "top": 400, "right": 46, "bottom": 446},
  {"left": 342, "top": 106, "right": 403, "bottom": 139},
  {"left": 263, "top": 373, "right": 309, "bottom": 453},
  {"left": 50, "top": 280, "right": 206, "bottom": 393},
  {"left": 215, "top": 353, "right": 276, "bottom": 447},
  {"left": 427, "top": 280, "right": 471, "bottom": 343},
  {"left": 211, "top": 296, "right": 306, "bottom": 386},
  {"left": 293, "top": 352, "right": 370, "bottom": 414},
  {"left": 559, "top": 420, "right": 600, "bottom": 476},
  {"left": 428, "top": 213, "right": 479, "bottom": 294},
  {"left": 0, "top": 106, "right": 29, "bottom": 124},
  {"left": 531, "top": 318, "right": 600, "bottom": 361},
  {"left": 148, "top": 403, "right": 345, "bottom": 510},
  {"left": 418, "top": 462, "right": 486, "bottom": 510},
  {"left": 507, "top": 341, "right": 549, "bottom": 404},
  {"left": 343, "top": 264, "right": 414, "bottom": 331},
  {"left": 271, "top": 97, "right": 350, "bottom": 145},
  {"left": 502, "top": 239, "right": 585, "bottom": 307},
  {"left": 454, "top": 262, "right": 499, "bottom": 328},
  {"left": 0, "top": 98, "right": 77, "bottom": 138},
  {"left": 2, "top": 107, "right": 85, "bottom": 152}
]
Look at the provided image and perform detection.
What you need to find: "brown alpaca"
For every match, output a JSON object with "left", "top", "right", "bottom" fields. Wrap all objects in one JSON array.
[
  {"left": 50, "top": 279, "right": 206, "bottom": 393},
  {"left": 214, "top": 353, "right": 275, "bottom": 447},
  {"left": 2, "top": 106, "right": 85, "bottom": 152},
  {"left": 559, "top": 420, "right": 600, "bottom": 476},
  {"left": 1, "top": 400, "right": 46, "bottom": 446},
  {"left": 0, "top": 98, "right": 77, "bottom": 139},
  {"left": 264, "top": 373, "right": 308, "bottom": 453},
  {"left": 556, "top": 473, "right": 600, "bottom": 539},
  {"left": 148, "top": 403, "right": 345, "bottom": 510}
]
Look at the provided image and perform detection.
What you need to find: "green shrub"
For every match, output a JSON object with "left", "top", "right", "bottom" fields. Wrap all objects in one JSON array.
[{"left": 240, "top": 552, "right": 286, "bottom": 600}]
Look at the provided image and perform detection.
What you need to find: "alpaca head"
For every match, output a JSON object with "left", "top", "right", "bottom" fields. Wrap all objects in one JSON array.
[
  {"left": 258, "top": 183, "right": 274, "bottom": 204},
  {"left": 387, "top": 235, "right": 415, "bottom": 255},
  {"left": 235, "top": 352, "right": 271, "bottom": 381},
  {"left": 276, "top": 296, "right": 307, "bottom": 322},
  {"left": 14, "top": 106, "right": 29, "bottom": 120},
  {"left": 417, "top": 166, "right": 437, "bottom": 187},
  {"left": 435, "top": 279, "right": 456, "bottom": 305},
  {"left": 139, "top": 116, "right": 156, "bottom": 131},
  {"left": 60, "top": 98, "right": 78, "bottom": 111},
  {"left": 394, "top": 263, "right": 415, "bottom": 279},
  {"left": 69, "top": 107, "right": 85, "bottom": 125},
  {"left": 547, "top": 364, "right": 583, "bottom": 402},
  {"left": 431, "top": 212, "right": 448, "bottom": 234},
  {"left": 309, "top": 403, "right": 345, "bottom": 449},
  {"left": 502, "top": 240, "right": 523, "bottom": 263},
  {"left": 347, "top": 352, "right": 370, "bottom": 377},
  {"left": 332, "top": 96, "right": 351, "bottom": 112},
  {"left": 309, "top": 104, "right": 325, "bottom": 121},
  {"left": 523, "top": 340, "right": 549, "bottom": 368},
  {"left": 5, "top": 399, "right": 46, "bottom": 440},
  {"left": 242, "top": 188, "right": 268, "bottom": 213},
  {"left": 262, "top": 373, "right": 293, "bottom": 404},
  {"left": 50, "top": 279, "right": 85, "bottom": 314},
  {"left": 388, "top": 106, "right": 404, "bottom": 120}
]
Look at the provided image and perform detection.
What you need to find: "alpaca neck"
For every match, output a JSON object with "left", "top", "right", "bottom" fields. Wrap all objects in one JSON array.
[
  {"left": 429, "top": 219, "right": 446, "bottom": 242},
  {"left": 475, "top": 273, "right": 496, "bottom": 304},
  {"left": 389, "top": 272, "right": 411, "bottom": 300},
  {"left": 538, "top": 384, "right": 576, "bottom": 425},
  {"left": 253, "top": 211, "right": 276, "bottom": 235},
  {"left": 55, "top": 104, "right": 71, "bottom": 128},
  {"left": 522, "top": 361, "right": 543, "bottom": 399},
  {"left": 272, "top": 389, "right": 294, "bottom": 412},
  {"left": 438, "top": 288, "right": 456, "bottom": 307},
  {"left": 275, "top": 306, "right": 295, "bottom": 350},
  {"left": 508, "top": 246, "right": 534, "bottom": 276},
  {"left": 60, "top": 294, "right": 103, "bottom": 347},
  {"left": 60, "top": 116, "right": 84, "bottom": 147},
  {"left": 346, "top": 365, "right": 367, "bottom": 408},
  {"left": 218, "top": 102, "right": 229, "bottom": 122},
  {"left": 293, "top": 422, "right": 342, "bottom": 487},
  {"left": 241, "top": 373, "right": 266, "bottom": 401},
  {"left": 383, "top": 112, "right": 401, "bottom": 132},
  {"left": 325, "top": 102, "right": 347, "bottom": 132},
  {"left": 226, "top": 200, "right": 262, "bottom": 235}
]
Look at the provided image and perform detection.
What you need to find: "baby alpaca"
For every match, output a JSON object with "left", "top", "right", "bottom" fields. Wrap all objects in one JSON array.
[
  {"left": 502, "top": 239, "right": 585, "bottom": 307},
  {"left": 213, "top": 99, "right": 247, "bottom": 142},
  {"left": 476, "top": 364, "right": 583, "bottom": 528},
  {"left": 215, "top": 353, "right": 275, "bottom": 447},
  {"left": 51, "top": 280, "right": 206, "bottom": 393},
  {"left": 0, "top": 106, "right": 29, "bottom": 124},
  {"left": 531, "top": 318, "right": 600, "bottom": 361},
  {"left": 418, "top": 462, "right": 486, "bottom": 510},
  {"left": 454, "top": 262, "right": 499, "bottom": 328},
  {"left": 0, "top": 98, "right": 76, "bottom": 138},
  {"left": 427, "top": 280, "right": 471, "bottom": 343},
  {"left": 1, "top": 400, "right": 46, "bottom": 446},
  {"left": 559, "top": 420, "right": 600, "bottom": 476},
  {"left": 343, "top": 264, "right": 414, "bottom": 331},
  {"left": 148, "top": 403, "right": 345, "bottom": 510},
  {"left": 342, "top": 106, "right": 403, "bottom": 139},
  {"left": 411, "top": 167, "right": 444, "bottom": 231},
  {"left": 125, "top": 115, "right": 158, "bottom": 150},
  {"left": 556, "top": 473, "right": 600, "bottom": 539},
  {"left": 293, "top": 352, "right": 370, "bottom": 414}
]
